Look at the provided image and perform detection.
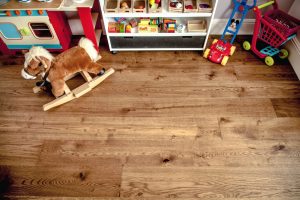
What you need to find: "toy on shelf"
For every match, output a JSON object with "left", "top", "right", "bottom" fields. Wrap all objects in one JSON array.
[
  {"left": 163, "top": 18, "right": 176, "bottom": 32},
  {"left": 21, "top": 38, "right": 114, "bottom": 111},
  {"left": 114, "top": 17, "right": 126, "bottom": 23},
  {"left": 125, "top": 24, "right": 132, "bottom": 32},
  {"left": 108, "top": 22, "right": 118, "bottom": 32},
  {"left": 149, "top": 0, "right": 162, "bottom": 13},
  {"left": 119, "top": 0, "right": 132, "bottom": 12},
  {"left": 129, "top": 18, "right": 138, "bottom": 27},
  {"left": 203, "top": 0, "right": 256, "bottom": 66},
  {"left": 184, "top": 0, "right": 197, "bottom": 13},
  {"left": 169, "top": 0, "right": 183, "bottom": 13},
  {"left": 176, "top": 24, "right": 186, "bottom": 33},
  {"left": 243, "top": 0, "right": 300, "bottom": 66},
  {"left": 137, "top": 18, "right": 158, "bottom": 33},
  {"left": 198, "top": 0, "right": 212, "bottom": 12},
  {"left": 133, "top": 0, "right": 146, "bottom": 13}
]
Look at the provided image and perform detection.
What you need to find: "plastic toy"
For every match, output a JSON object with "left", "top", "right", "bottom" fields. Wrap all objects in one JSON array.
[
  {"left": 203, "top": 0, "right": 256, "bottom": 66},
  {"left": 129, "top": 18, "right": 138, "bottom": 27},
  {"left": 21, "top": 38, "right": 114, "bottom": 111},
  {"left": 125, "top": 24, "right": 132, "bottom": 33},
  {"left": 243, "top": 0, "right": 300, "bottom": 66},
  {"left": 108, "top": 22, "right": 118, "bottom": 32}
]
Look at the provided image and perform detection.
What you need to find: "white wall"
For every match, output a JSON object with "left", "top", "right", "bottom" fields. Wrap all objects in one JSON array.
[
  {"left": 211, "top": 0, "right": 295, "bottom": 34},
  {"left": 286, "top": 0, "right": 300, "bottom": 79},
  {"left": 214, "top": 0, "right": 295, "bottom": 19}
]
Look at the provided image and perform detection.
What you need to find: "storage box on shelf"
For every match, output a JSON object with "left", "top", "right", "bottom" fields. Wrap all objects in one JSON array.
[
  {"left": 184, "top": 0, "right": 197, "bottom": 13},
  {"left": 187, "top": 19, "right": 207, "bottom": 32},
  {"left": 119, "top": 0, "right": 132, "bottom": 12},
  {"left": 169, "top": 0, "right": 184, "bottom": 13},
  {"left": 148, "top": 0, "right": 162, "bottom": 13},
  {"left": 198, "top": 0, "right": 212, "bottom": 13},
  {"left": 133, "top": 0, "right": 147, "bottom": 13},
  {"left": 105, "top": 0, "right": 119, "bottom": 13}
]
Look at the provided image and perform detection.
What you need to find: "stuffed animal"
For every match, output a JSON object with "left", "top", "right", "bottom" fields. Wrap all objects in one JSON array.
[{"left": 21, "top": 38, "right": 105, "bottom": 98}]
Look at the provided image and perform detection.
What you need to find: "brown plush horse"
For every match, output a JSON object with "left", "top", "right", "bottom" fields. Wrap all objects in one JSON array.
[{"left": 21, "top": 38, "right": 105, "bottom": 97}]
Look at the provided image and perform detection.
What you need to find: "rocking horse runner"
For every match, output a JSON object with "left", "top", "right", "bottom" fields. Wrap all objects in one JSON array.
[{"left": 21, "top": 37, "right": 115, "bottom": 111}]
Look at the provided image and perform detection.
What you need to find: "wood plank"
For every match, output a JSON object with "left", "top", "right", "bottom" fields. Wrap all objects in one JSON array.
[
  {"left": 0, "top": 97, "right": 277, "bottom": 118},
  {"left": 271, "top": 98, "right": 300, "bottom": 117},
  {"left": 120, "top": 167, "right": 300, "bottom": 199},
  {"left": 0, "top": 164, "right": 122, "bottom": 197}
]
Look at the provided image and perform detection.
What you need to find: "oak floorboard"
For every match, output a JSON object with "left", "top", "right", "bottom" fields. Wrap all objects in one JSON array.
[
  {"left": 271, "top": 98, "right": 300, "bottom": 117},
  {"left": 0, "top": 37, "right": 300, "bottom": 199}
]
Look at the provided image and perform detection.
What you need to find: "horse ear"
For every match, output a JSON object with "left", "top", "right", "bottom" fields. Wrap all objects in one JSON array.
[{"left": 37, "top": 56, "right": 51, "bottom": 69}]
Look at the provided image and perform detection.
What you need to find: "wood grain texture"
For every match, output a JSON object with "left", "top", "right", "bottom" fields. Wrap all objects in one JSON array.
[{"left": 0, "top": 37, "right": 300, "bottom": 199}]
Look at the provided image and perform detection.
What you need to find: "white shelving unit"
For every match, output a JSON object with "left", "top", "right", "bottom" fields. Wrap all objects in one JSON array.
[{"left": 99, "top": 0, "right": 218, "bottom": 52}]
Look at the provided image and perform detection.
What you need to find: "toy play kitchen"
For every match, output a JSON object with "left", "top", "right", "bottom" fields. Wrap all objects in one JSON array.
[
  {"left": 243, "top": 0, "right": 300, "bottom": 66},
  {"left": 0, "top": 0, "right": 102, "bottom": 53}
]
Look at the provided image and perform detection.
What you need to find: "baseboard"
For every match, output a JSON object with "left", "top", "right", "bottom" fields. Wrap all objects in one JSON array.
[
  {"left": 210, "top": 19, "right": 255, "bottom": 35},
  {"left": 286, "top": 37, "right": 300, "bottom": 80}
]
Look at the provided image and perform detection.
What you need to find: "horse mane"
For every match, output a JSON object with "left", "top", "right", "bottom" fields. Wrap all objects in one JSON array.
[{"left": 24, "top": 46, "right": 54, "bottom": 68}]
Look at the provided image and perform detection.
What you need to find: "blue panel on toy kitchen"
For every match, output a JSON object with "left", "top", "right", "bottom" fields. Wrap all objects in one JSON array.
[{"left": 0, "top": 23, "right": 21, "bottom": 39}]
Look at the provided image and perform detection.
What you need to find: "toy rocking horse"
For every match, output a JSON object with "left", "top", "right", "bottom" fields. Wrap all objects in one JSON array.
[{"left": 21, "top": 38, "right": 114, "bottom": 111}]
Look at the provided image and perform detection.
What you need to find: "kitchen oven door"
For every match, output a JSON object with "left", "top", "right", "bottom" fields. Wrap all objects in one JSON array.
[{"left": 0, "top": 11, "right": 62, "bottom": 50}]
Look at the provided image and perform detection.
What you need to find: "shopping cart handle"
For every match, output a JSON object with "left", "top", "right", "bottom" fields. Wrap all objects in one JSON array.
[{"left": 258, "top": 1, "right": 274, "bottom": 9}]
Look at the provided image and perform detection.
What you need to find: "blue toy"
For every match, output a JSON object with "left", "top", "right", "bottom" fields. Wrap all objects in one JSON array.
[{"left": 204, "top": 0, "right": 257, "bottom": 66}]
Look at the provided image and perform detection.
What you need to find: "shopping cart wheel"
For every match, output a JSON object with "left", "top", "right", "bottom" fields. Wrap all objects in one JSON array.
[
  {"left": 279, "top": 49, "right": 289, "bottom": 59},
  {"left": 203, "top": 48, "right": 210, "bottom": 58},
  {"left": 221, "top": 56, "right": 229, "bottom": 66},
  {"left": 243, "top": 41, "right": 251, "bottom": 51},
  {"left": 230, "top": 46, "right": 236, "bottom": 56},
  {"left": 265, "top": 56, "right": 274, "bottom": 66},
  {"left": 212, "top": 39, "right": 218, "bottom": 44}
]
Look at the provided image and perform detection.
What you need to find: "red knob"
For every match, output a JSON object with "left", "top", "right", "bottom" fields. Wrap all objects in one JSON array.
[
  {"left": 26, "top": 10, "right": 32, "bottom": 15},
  {"left": 6, "top": 11, "right": 11, "bottom": 16},
  {"left": 15, "top": 10, "right": 20, "bottom": 16}
]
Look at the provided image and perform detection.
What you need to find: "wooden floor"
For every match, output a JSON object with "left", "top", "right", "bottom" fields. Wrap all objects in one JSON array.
[{"left": 0, "top": 37, "right": 300, "bottom": 200}]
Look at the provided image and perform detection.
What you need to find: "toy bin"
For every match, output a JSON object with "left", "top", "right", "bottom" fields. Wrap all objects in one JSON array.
[
  {"left": 197, "top": 0, "right": 212, "bottom": 13},
  {"left": 169, "top": 0, "right": 184, "bottom": 13},
  {"left": 133, "top": 0, "right": 147, "bottom": 13},
  {"left": 187, "top": 19, "right": 207, "bottom": 32},
  {"left": 184, "top": 0, "right": 197, "bottom": 13},
  {"left": 119, "top": 0, "right": 132, "bottom": 13},
  {"left": 149, "top": 0, "right": 162, "bottom": 13},
  {"left": 261, "top": 9, "right": 300, "bottom": 47},
  {"left": 105, "top": 0, "right": 119, "bottom": 13}
]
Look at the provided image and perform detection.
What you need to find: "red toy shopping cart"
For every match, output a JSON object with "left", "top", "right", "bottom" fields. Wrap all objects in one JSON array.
[{"left": 243, "top": 0, "right": 300, "bottom": 66}]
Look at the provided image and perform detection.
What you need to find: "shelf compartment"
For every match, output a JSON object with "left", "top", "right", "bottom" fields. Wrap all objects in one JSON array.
[
  {"left": 184, "top": 0, "right": 198, "bottom": 13},
  {"left": 187, "top": 19, "right": 207, "bottom": 32},
  {"left": 133, "top": 0, "right": 147, "bottom": 13},
  {"left": 119, "top": 0, "right": 132, "bottom": 13},
  {"left": 105, "top": 0, "right": 119, "bottom": 13},
  {"left": 198, "top": 0, "right": 212, "bottom": 13},
  {"left": 148, "top": 0, "right": 162, "bottom": 13},
  {"left": 169, "top": 0, "right": 184, "bottom": 13},
  {"left": 110, "top": 36, "right": 205, "bottom": 49}
]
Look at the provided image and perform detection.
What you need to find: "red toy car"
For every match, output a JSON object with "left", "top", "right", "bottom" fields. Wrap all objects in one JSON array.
[{"left": 203, "top": 39, "right": 236, "bottom": 66}]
